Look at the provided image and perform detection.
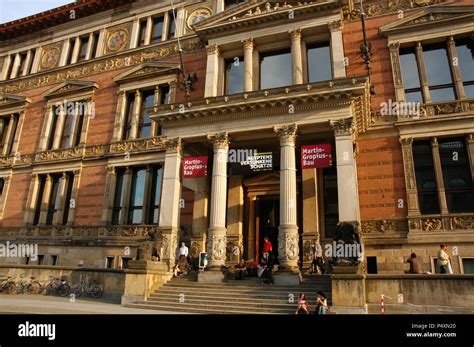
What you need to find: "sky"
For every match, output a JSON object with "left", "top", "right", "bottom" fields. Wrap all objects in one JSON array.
[{"left": 0, "top": 0, "right": 73, "bottom": 24}]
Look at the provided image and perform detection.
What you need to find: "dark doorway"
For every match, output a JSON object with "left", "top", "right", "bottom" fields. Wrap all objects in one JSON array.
[{"left": 256, "top": 195, "right": 279, "bottom": 263}]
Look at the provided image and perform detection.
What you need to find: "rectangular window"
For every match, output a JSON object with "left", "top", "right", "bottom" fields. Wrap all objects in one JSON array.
[
  {"left": 438, "top": 138, "right": 474, "bottom": 213},
  {"left": 78, "top": 36, "right": 89, "bottom": 62},
  {"left": 18, "top": 52, "right": 28, "bottom": 76},
  {"left": 106, "top": 256, "right": 114, "bottom": 269},
  {"left": 112, "top": 169, "right": 125, "bottom": 225},
  {"left": 159, "top": 85, "right": 170, "bottom": 105},
  {"left": 72, "top": 102, "right": 85, "bottom": 147},
  {"left": 400, "top": 47, "right": 423, "bottom": 103},
  {"left": 37, "top": 255, "right": 44, "bottom": 265},
  {"left": 423, "top": 44, "right": 456, "bottom": 102},
  {"left": 168, "top": 11, "right": 176, "bottom": 39},
  {"left": 149, "top": 166, "right": 163, "bottom": 224},
  {"left": 151, "top": 17, "right": 164, "bottom": 44},
  {"left": 121, "top": 257, "right": 131, "bottom": 269},
  {"left": 307, "top": 42, "right": 332, "bottom": 83},
  {"left": 456, "top": 37, "right": 474, "bottom": 98},
  {"left": 0, "top": 117, "right": 9, "bottom": 152},
  {"left": 0, "top": 178, "right": 4, "bottom": 196},
  {"left": 90, "top": 32, "right": 100, "bottom": 60},
  {"left": 260, "top": 49, "right": 292, "bottom": 89},
  {"left": 462, "top": 258, "right": 474, "bottom": 274},
  {"left": 138, "top": 20, "right": 147, "bottom": 47},
  {"left": 33, "top": 176, "right": 46, "bottom": 226},
  {"left": 60, "top": 111, "right": 74, "bottom": 149},
  {"left": 128, "top": 167, "right": 146, "bottom": 224},
  {"left": 138, "top": 90, "right": 154, "bottom": 138},
  {"left": 123, "top": 93, "right": 135, "bottom": 140},
  {"left": 366, "top": 256, "right": 377, "bottom": 274},
  {"left": 225, "top": 57, "right": 244, "bottom": 94},
  {"left": 412, "top": 140, "right": 440, "bottom": 214},
  {"left": 51, "top": 255, "right": 58, "bottom": 266}
]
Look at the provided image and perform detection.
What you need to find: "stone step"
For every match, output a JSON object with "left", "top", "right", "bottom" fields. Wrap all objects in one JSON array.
[
  {"left": 163, "top": 281, "right": 330, "bottom": 290},
  {"left": 150, "top": 290, "right": 331, "bottom": 302},
  {"left": 158, "top": 286, "right": 331, "bottom": 297},
  {"left": 126, "top": 303, "right": 293, "bottom": 314},
  {"left": 144, "top": 297, "right": 298, "bottom": 309},
  {"left": 128, "top": 301, "right": 295, "bottom": 314},
  {"left": 148, "top": 292, "right": 310, "bottom": 304}
]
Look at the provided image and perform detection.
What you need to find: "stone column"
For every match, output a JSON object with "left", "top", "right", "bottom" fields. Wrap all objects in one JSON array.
[
  {"left": 113, "top": 91, "right": 128, "bottom": 141},
  {"left": 400, "top": 138, "right": 421, "bottom": 217},
  {"left": 204, "top": 44, "right": 221, "bottom": 97},
  {"left": 101, "top": 166, "right": 117, "bottom": 224},
  {"left": 302, "top": 168, "right": 319, "bottom": 270},
  {"left": 10, "top": 53, "right": 20, "bottom": 79},
  {"left": 447, "top": 36, "right": 465, "bottom": 99},
  {"left": 78, "top": 97, "right": 92, "bottom": 147},
  {"left": 329, "top": 117, "right": 360, "bottom": 223},
  {"left": 226, "top": 175, "right": 244, "bottom": 265},
  {"left": 53, "top": 173, "right": 69, "bottom": 225},
  {"left": 70, "top": 37, "right": 81, "bottom": 64},
  {"left": 415, "top": 42, "right": 431, "bottom": 103},
  {"left": 119, "top": 167, "right": 132, "bottom": 225},
  {"left": 141, "top": 165, "right": 153, "bottom": 224},
  {"left": 23, "top": 174, "right": 40, "bottom": 226},
  {"left": 431, "top": 138, "right": 449, "bottom": 215},
  {"left": 96, "top": 29, "right": 107, "bottom": 57},
  {"left": 274, "top": 124, "right": 300, "bottom": 276},
  {"left": 39, "top": 106, "right": 54, "bottom": 150},
  {"left": 329, "top": 20, "right": 346, "bottom": 78},
  {"left": 158, "top": 138, "right": 182, "bottom": 270},
  {"left": 242, "top": 38, "right": 254, "bottom": 92},
  {"left": 130, "top": 90, "right": 141, "bottom": 140},
  {"left": 388, "top": 42, "right": 405, "bottom": 102},
  {"left": 1, "top": 55, "right": 11, "bottom": 80},
  {"left": 162, "top": 12, "right": 170, "bottom": 41},
  {"left": 66, "top": 170, "right": 81, "bottom": 225},
  {"left": 206, "top": 132, "right": 229, "bottom": 270},
  {"left": 52, "top": 106, "right": 66, "bottom": 150},
  {"left": 467, "top": 134, "right": 474, "bottom": 181},
  {"left": 85, "top": 33, "right": 95, "bottom": 60},
  {"left": 175, "top": 8, "right": 186, "bottom": 37},
  {"left": 38, "top": 175, "right": 52, "bottom": 225},
  {"left": 31, "top": 48, "right": 41, "bottom": 74},
  {"left": 289, "top": 29, "right": 303, "bottom": 85},
  {"left": 68, "top": 103, "right": 80, "bottom": 147},
  {"left": 22, "top": 50, "right": 32, "bottom": 76},
  {"left": 11, "top": 111, "right": 25, "bottom": 156},
  {"left": 145, "top": 16, "right": 153, "bottom": 46}
]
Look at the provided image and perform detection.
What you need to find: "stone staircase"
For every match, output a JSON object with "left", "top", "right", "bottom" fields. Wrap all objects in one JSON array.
[{"left": 126, "top": 272, "right": 332, "bottom": 314}]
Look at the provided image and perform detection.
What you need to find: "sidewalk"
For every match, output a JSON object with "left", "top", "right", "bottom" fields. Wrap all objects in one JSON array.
[{"left": 0, "top": 294, "right": 187, "bottom": 314}]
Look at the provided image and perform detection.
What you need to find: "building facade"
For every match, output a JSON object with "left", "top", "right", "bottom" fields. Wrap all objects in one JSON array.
[{"left": 0, "top": 0, "right": 472, "bottom": 285}]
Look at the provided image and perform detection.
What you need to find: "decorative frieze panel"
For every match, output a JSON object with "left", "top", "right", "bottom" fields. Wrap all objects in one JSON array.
[
  {"left": 0, "top": 38, "right": 203, "bottom": 94},
  {"left": 35, "top": 147, "right": 85, "bottom": 162},
  {"left": 109, "top": 136, "right": 167, "bottom": 154},
  {"left": 408, "top": 215, "right": 474, "bottom": 232},
  {"left": 361, "top": 219, "right": 409, "bottom": 234}
]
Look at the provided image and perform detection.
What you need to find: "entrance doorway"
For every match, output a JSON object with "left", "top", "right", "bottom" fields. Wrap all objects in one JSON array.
[{"left": 256, "top": 196, "right": 279, "bottom": 263}]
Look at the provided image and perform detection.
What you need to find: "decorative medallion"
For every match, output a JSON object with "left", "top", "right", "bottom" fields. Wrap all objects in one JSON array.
[
  {"left": 187, "top": 7, "right": 212, "bottom": 29},
  {"left": 40, "top": 47, "right": 61, "bottom": 70},
  {"left": 106, "top": 28, "right": 129, "bottom": 53}
]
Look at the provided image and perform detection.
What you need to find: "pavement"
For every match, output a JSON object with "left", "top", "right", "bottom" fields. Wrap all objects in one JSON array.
[{"left": 0, "top": 294, "right": 186, "bottom": 314}]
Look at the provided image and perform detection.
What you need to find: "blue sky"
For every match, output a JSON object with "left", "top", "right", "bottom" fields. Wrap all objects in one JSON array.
[{"left": 0, "top": 0, "right": 73, "bottom": 24}]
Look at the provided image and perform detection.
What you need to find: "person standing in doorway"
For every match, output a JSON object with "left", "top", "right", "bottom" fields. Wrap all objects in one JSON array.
[
  {"left": 262, "top": 236, "right": 272, "bottom": 260},
  {"left": 437, "top": 244, "right": 450, "bottom": 274},
  {"left": 311, "top": 239, "right": 325, "bottom": 274}
]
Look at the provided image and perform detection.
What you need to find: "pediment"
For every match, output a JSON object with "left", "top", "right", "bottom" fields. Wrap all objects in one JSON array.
[
  {"left": 0, "top": 93, "right": 31, "bottom": 108},
  {"left": 193, "top": 0, "right": 340, "bottom": 38},
  {"left": 380, "top": 6, "right": 474, "bottom": 36},
  {"left": 113, "top": 62, "right": 181, "bottom": 83},
  {"left": 43, "top": 80, "right": 98, "bottom": 99}
]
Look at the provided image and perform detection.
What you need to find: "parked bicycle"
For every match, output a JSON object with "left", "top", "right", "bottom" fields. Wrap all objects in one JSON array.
[
  {"left": 15, "top": 273, "right": 42, "bottom": 294},
  {"left": 43, "top": 276, "right": 70, "bottom": 297},
  {"left": 0, "top": 275, "right": 16, "bottom": 294},
  {"left": 72, "top": 275, "right": 103, "bottom": 299}
]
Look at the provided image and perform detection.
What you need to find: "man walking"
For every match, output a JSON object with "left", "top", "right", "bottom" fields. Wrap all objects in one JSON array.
[
  {"left": 437, "top": 244, "right": 450, "bottom": 274},
  {"left": 311, "top": 239, "right": 325, "bottom": 274}
]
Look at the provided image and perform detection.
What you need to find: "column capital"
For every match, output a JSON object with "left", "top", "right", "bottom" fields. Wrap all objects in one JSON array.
[
  {"left": 289, "top": 28, "right": 302, "bottom": 41},
  {"left": 207, "top": 132, "right": 230, "bottom": 149},
  {"left": 206, "top": 44, "right": 221, "bottom": 56},
  {"left": 106, "top": 166, "right": 116, "bottom": 176},
  {"left": 399, "top": 137, "right": 413, "bottom": 147},
  {"left": 135, "top": 89, "right": 141, "bottom": 98},
  {"left": 329, "top": 117, "right": 355, "bottom": 136},
  {"left": 447, "top": 36, "right": 455, "bottom": 45},
  {"left": 467, "top": 133, "right": 474, "bottom": 144},
  {"left": 328, "top": 20, "right": 343, "bottom": 32},
  {"left": 274, "top": 124, "right": 297, "bottom": 143},
  {"left": 388, "top": 41, "right": 400, "bottom": 52},
  {"left": 431, "top": 137, "right": 439, "bottom": 147},
  {"left": 241, "top": 38, "right": 254, "bottom": 50},
  {"left": 165, "top": 137, "right": 182, "bottom": 153}
]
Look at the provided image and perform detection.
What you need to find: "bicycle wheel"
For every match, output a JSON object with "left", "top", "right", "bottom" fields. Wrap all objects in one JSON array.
[
  {"left": 43, "top": 283, "right": 53, "bottom": 295},
  {"left": 90, "top": 285, "right": 103, "bottom": 299},
  {"left": 28, "top": 281, "right": 41, "bottom": 295},
  {"left": 72, "top": 285, "right": 83, "bottom": 298},
  {"left": 6, "top": 282, "right": 16, "bottom": 294},
  {"left": 58, "top": 284, "right": 70, "bottom": 297}
]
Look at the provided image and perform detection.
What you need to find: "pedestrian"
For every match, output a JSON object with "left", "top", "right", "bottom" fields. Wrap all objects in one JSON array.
[
  {"left": 263, "top": 251, "right": 275, "bottom": 284},
  {"left": 235, "top": 259, "right": 247, "bottom": 280},
  {"left": 262, "top": 236, "right": 272, "bottom": 260},
  {"left": 437, "top": 244, "right": 450, "bottom": 274},
  {"left": 405, "top": 253, "right": 421, "bottom": 274},
  {"left": 311, "top": 239, "right": 326, "bottom": 274},
  {"left": 296, "top": 293, "right": 309, "bottom": 314},
  {"left": 315, "top": 291, "right": 328, "bottom": 315}
]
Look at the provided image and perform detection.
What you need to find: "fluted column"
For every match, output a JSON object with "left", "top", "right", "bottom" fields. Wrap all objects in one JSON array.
[
  {"left": 206, "top": 132, "right": 229, "bottom": 269},
  {"left": 66, "top": 170, "right": 81, "bottom": 225},
  {"left": 52, "top": 105, "right": 66, "bottom": 149},
  {"left": 2, "top": 115, "right": 16, "bottom": 155},
  {"left": 24, "top": 174, "right": 40, "bottom": 226},
  {"left": 10, "top": 53, "right": 20, "bottom": 79},
  {"left": 70, "top": 37, "right": 81, "bottom": 64},
  {"left": 431, "top": 138, "right": 449, "bottom": 215},
  {"left": 130, "top": 90, "right": 141, "bottom": 139},
  {"left": 330, "top": 117, "right": 360, "bottom": 223},
  {"left": 101, "top": 166, "right": 117, "bottom": 224},
  {"left": 400, "top": 138, "right": 421, "bottom": 217},
  {"left": 113, "top": 91, "right": 127, "bottom": 141},
  {"left": 119, "top": 167, "right": 132, "bottom": 225},
  {"left": 204, "top": 44, "right": 221, "bottom": 97},
  {"left": 274, "top": 124, "right": 299, "bottom": 272},
  {"left": 289, "top": 29, "right": 303, "bottom": 85},
  {"left": 53, "top": 173, "right": 69, "bottom": 225},
  {"left": 38, "top": 175, "right": 52, "bottom": 225},
  {"left": 22, "top": 50, "right": 32, "bottom": 76},
  {"left": 158, "top": 138, "right": 182, "bottom": 269},
  {"left": 242, "top": 38, "right": 254, "bottom": 92}
]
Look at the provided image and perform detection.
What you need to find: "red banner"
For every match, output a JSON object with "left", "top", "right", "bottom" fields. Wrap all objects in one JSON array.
[
  {"left": 301, "top": 144, "right": 332, "bottom": 169},
  {"left": 183, "top": 156, "right": 208, "bottom": 178}
]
